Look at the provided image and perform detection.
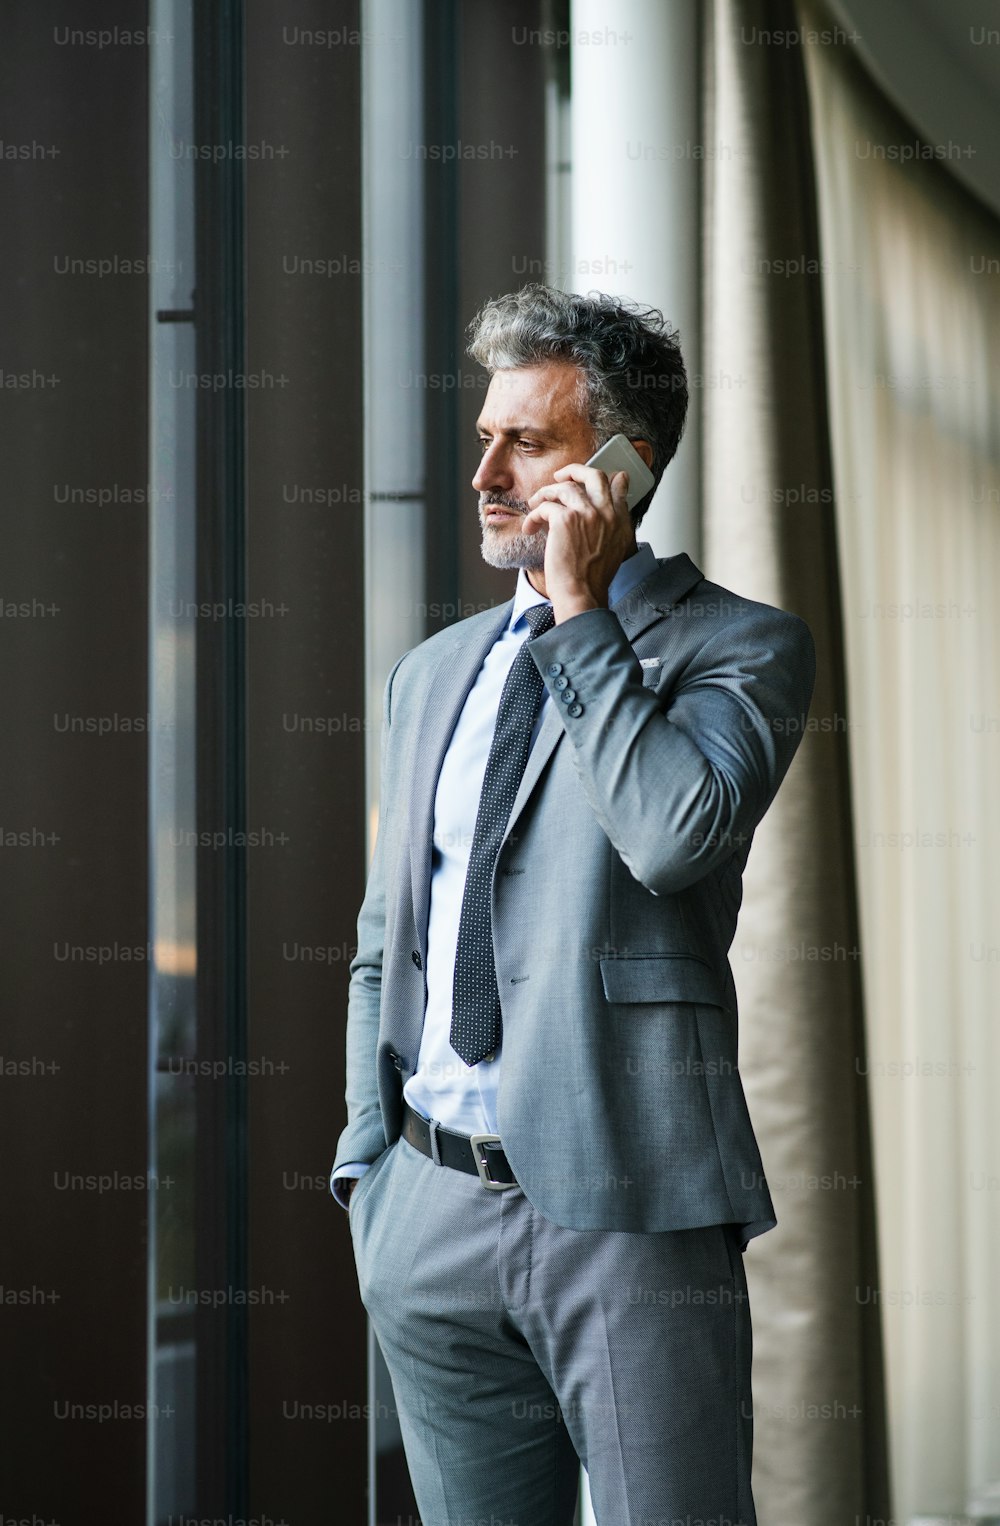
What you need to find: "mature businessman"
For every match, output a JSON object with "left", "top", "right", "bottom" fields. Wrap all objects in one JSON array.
[{"left": 331, "top": 285, "right": 816, "bottom": 1525}]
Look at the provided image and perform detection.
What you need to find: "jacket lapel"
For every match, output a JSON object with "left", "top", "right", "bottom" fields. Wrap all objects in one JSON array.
[{"left": 611, "top": 549, "right": 703, "bottom": 643}]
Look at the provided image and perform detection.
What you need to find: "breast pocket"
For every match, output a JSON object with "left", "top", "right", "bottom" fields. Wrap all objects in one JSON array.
[{"left": 599, "top": 952, "right": 729, "bottom": 1010}]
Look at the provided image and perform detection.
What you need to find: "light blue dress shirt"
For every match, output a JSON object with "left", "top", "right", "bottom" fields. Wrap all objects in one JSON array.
[{"left": 332, "top": 541, "right": 658, "bottom": 1205}]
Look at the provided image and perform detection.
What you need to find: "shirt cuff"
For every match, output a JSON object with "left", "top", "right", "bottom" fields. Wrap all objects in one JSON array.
[{"left": 330, "top": 1161, "right": 370, "bottom": 1210}]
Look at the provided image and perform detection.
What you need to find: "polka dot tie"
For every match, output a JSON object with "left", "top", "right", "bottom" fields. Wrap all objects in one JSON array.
[{"left": 450, "top": 600, "right": 556, "bottom": 1067}]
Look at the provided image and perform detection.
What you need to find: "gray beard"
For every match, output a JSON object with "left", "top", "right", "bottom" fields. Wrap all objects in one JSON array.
[{"left": 478, "top": 508, "right": 547, "bottom": 572}]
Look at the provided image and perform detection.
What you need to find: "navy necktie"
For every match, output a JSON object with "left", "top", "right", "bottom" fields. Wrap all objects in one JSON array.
[{"left": 450, "top": 600, "right": 555, "bottom": 1067}]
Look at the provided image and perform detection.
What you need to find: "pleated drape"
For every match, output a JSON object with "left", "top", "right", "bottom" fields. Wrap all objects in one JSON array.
[
  {"left": 701, "top": 3, "right": 891, "bottom": 1521},
  {"left": 800, "top": 1, "right": 1000, "bottom": 1514}
]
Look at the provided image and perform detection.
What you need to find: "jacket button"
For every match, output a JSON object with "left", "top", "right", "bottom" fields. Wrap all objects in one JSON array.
[
  {"left": 547, "top": 661, "right": 563, "bottom": 676},
  {"left": 560, "top": 688, "right": 576, "bottom": 704},
  {"left": 411, "top": 949, "right": 422, "bottom": 969},
  {"left": 568, "top": 702, "right": 584, "bottom": 717},
  {"left": 553, "top": 674, "right": 569, "bottom": 690}
]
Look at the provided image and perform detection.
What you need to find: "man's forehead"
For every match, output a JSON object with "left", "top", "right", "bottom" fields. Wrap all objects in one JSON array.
[{"left": 477, "top": 362, "right": 585, "bottom": 432}]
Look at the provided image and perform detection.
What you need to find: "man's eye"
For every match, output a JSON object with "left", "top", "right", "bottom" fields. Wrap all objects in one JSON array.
[
  {"left": 517, "top": 440, "right": 539, "bottom": 451},
  {"left": 477, "top": 437, "right": 491, "bottom": 452}
]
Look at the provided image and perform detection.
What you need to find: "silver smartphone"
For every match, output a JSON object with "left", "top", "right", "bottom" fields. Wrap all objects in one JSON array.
[{"left": 584, "top": 433, "right": 655, "bottom": 512}]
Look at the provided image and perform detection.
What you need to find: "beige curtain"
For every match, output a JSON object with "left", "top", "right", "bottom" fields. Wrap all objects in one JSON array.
[
  {"left": 702, "top": 3, "right": 890, "bottom": 1522},
  {"left": 799, "top": 3, "right": 1000, "bottom": 1517}
]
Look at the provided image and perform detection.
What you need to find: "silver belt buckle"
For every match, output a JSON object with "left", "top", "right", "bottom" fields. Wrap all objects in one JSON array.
[{"left": 469, "top": 1132, "right": 516, "bottom": 1192}]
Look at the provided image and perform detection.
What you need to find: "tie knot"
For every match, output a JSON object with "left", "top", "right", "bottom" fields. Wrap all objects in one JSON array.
[{"left": 524, "top": 602, "right": 554, "bottom": 639}]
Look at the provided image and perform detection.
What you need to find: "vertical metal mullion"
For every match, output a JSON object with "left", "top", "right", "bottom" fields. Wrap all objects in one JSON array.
[
  {"left": 148, "top": 3, "right": 198, "bottom": 1520},
  {"left": 422, "top": 0, "right": 462, "bottom": 629},
  {"left": 193, "top": 0, "right": 248, "bottom": 1516}
]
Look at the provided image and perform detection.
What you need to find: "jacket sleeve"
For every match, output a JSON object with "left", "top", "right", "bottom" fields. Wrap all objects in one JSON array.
[
  {"left": 527, "top": 603, "right": 816, "bottom": 896},
  {"left": 331, "top": 651, "right": 408, "bottom": 1177}
]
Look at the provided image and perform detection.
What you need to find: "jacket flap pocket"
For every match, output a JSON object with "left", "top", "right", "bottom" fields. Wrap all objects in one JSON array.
[{"left": 599, "top": 953, "right": 727, "bottom": 1009}]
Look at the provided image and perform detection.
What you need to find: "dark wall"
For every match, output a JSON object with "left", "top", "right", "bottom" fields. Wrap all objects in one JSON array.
[
  {"left": 244, "top": 4, "right": 368, "bottom": 1520},
  {"left": 424, "top": 0, "right": 552, "bottom": 628},
  {"left": 456, "top": 0, "right": 551, "bottom": 610},
  {"left": 0, "top": 6, "right": 150, "bottom": 1519}
]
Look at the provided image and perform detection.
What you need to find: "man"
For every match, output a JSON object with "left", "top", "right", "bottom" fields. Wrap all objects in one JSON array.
[{"left": 331, "top": 285, "right": 816, "bottom": 1525}]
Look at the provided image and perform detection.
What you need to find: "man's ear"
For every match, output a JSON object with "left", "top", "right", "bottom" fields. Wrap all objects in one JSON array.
[{"left": 631, "top": 439, "right": 654, "bottom": 470}]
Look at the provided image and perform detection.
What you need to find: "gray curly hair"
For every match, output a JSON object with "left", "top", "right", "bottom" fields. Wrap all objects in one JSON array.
[{"left": 466, "top": 283, "right": 688, "bottom": 526}]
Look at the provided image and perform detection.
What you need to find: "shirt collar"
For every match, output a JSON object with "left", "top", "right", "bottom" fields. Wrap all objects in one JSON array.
[{"left": 509, "top": 541, "right": 658, "bottom": 632}]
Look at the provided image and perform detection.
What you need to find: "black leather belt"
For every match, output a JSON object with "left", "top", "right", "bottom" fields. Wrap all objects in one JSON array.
[{"left": 401, "top": 1100, "right": 519, "bottom": 1191}]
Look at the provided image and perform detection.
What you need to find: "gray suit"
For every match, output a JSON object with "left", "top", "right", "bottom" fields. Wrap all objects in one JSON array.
[
  {"left": 333, "top": 550, "right": 816, "bottom": 1523},
  {"left": 334, "top": 551, "right": 815, "bottom": 1241}
]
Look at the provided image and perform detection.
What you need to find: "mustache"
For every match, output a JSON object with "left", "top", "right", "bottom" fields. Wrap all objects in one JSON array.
[{"left": 481, "top": 492, "right": 529, "bottom": 515}]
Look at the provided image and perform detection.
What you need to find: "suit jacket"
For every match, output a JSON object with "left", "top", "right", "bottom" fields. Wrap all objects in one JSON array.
[{"left": 332, "top": 551, "right": 816, "bottom": 1245}]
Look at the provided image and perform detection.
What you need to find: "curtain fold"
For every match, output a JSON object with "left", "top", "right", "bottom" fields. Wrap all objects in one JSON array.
[
  {"left": 799, "top": 1, "right": 1000, "bottom": 1515},
  {"left": 702, "top": 3, "right": 891, "bottom": 1522}
]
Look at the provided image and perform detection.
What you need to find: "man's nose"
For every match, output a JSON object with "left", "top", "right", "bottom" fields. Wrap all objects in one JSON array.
[{"left": 472, "top": 442, "right": 512, "bottom": 495}]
